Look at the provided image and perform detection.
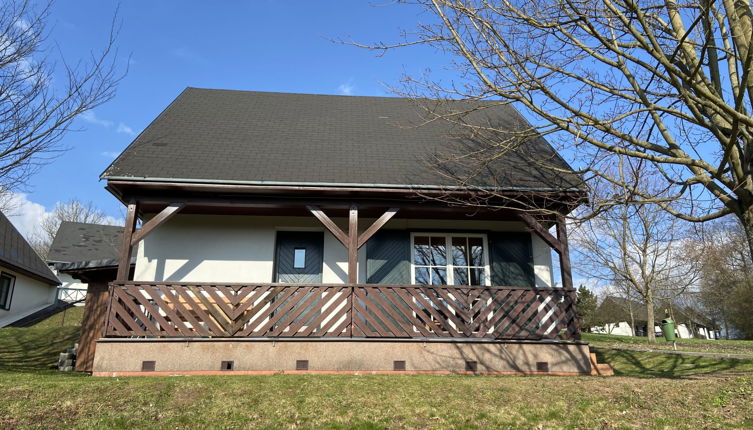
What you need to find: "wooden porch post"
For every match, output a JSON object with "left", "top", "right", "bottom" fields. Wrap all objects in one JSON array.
[
  {"left": 556, "top": 215, "right": 573, "bottom": 290},
  {"left": 116, "top": 200, "right": 138, "bottom": 281},
  {"left": 557, "top": 214, "right": 581, "bottom": 340},
  {"left": 348, "top": 205, "right": 358, "bottom": 284}
]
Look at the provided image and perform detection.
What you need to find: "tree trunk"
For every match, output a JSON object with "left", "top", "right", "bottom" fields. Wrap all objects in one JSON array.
[
  {"left": 646, "top": 299, "right": 656, "bottom": 344},
  {"left": 628, "top": 304, "right": 636, "bottom": 337},
  {"left": 740, "top": 211, "right": 753, "bottom": 264}
]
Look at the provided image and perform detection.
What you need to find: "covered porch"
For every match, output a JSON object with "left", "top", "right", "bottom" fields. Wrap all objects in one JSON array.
[{"left": 87, "top": 182, "right": 588, "bottom": 375}]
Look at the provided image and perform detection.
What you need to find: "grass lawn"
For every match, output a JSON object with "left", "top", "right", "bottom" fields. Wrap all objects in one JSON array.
[
  {"left": 29, "top": 305, "right": 85, "bottom": 329},
  {"left": 0, "top": 327, "right": 752, "bottom": 429},
  {"left": 583, "top": 332, "right": 753, "bottom": 355}
]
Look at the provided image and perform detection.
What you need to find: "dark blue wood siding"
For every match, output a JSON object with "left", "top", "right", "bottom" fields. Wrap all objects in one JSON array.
[
  {"left": 366, "top": 230, "right": 411, "bottom": 284},
  {"left": 488, "top": 232, "right": 535, "bottom": 287}
]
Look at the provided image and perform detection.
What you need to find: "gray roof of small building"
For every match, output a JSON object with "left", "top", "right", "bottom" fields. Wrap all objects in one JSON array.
[
  {"left": 47, "top": 222, "right": 123, "bottom": 264},
  {"left": 101, "top": 88, "right": 583, "bottom": 192},
  {"left": 0, "top": 211, "right": 59, "bottom": 285}
]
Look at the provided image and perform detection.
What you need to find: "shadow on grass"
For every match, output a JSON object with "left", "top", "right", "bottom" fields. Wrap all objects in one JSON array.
[
  {"left": 0, "top": 326, "right": 81, "bottom": 373},
  {"left": 592, "top": 347, "right": 753, "bottom": 379}
]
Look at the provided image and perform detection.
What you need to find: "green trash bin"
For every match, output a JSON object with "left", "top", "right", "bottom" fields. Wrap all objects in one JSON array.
[{"left": 661, "top": 318, "right": 676, "bottom": 341}]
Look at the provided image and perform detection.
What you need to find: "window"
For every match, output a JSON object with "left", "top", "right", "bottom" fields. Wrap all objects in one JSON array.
[
  {"left": 0, "top": 273, "right": 15, "bottom": 310},
  {"left": 293, "top": 248, "right": 306, "bottom": 269},
  {"left": 411, "top": 234, "right": 489, "bottom": 286}
]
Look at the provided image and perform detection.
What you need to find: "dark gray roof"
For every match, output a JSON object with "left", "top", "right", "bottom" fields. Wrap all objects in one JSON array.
[
  {"left": 47, "top": 222, "right": 123, "bottom": 264},
  {"left": 102, "top": 88, "right": 583, "bottom": 192},
  {"left": 0, "top": 211, "right": 59, "bottom": 285}
]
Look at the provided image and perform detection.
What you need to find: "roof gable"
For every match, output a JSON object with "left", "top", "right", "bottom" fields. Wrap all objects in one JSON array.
[
  {"left": 102, "top": 88, "right": 583, "bottom": 192},
  {"left": 0, "top": 211, "right": 59, "bottom": 285}
]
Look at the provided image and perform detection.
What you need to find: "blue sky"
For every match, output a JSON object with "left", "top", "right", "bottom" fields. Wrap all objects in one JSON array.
[
  {"left": 5, "top": 0, "right": 601, "bottom": 289},
  {"left": 11, "top": 0, "right": 450, "bottom": 232}
]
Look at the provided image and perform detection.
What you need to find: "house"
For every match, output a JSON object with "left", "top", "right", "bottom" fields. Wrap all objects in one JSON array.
[
  {"left": 47, "top": 221, "right": 125, "bottom": 305},
  {"left": 86, "top": 88, "right": 592, "bottom": 375},
  {"left": 0, "top": 211, "right": 60, "bottom": 327},
  {"left": 591, "top": 296, "right": 717, "bottom": 340}
]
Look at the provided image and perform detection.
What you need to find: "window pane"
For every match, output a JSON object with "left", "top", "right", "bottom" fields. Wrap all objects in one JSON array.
[
  {"left": 452, "top": 237, "right": 468, "bottom": 266},
  {"left": 430, "top": 236, "right": 446, "bottom": 266},
  {"left": 470, "top": 268, "right": 485, "bottom": 286},
  {"left": 0, "top": 275, "right": 10, "bottom": 308},
  {"left": 453, "top": 268, "right": 469, "bottom": 285},
  {"left": 415, "top": 267, "right": 430, "bottom": 285},
  {"left": 469, "top": 237, "right": 484, "bottom": 266},
  {"left": 293, "top": 248, "right": 306, "bottom": 269},
  {"left": 414, "top": 236, "right": 431, "bottom": 265},
  {"left": 431, "top": 268, "right": 447, "bottom": 285}
]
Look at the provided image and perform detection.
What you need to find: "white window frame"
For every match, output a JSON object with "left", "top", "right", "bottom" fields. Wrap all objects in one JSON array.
[{"left": 409, "top": 232, "right": 491, "bottom": 286}]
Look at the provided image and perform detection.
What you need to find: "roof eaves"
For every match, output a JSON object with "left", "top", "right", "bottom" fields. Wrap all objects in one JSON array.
[
  {"left": 0, "top": 258, "right": 60, "bottom": 286},
  {"left": 103, "top": 175, "right": 587, "bottom": 194}
]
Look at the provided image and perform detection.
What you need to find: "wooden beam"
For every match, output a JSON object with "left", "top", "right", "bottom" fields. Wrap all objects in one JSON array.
[
  {"left": 307, "top": 205, "right": 349, "bottom": 247},
  {"left": 357, "top": 208, "right": 399, "bottom": 248},
  {"left": 348, "top": 204, "right": 359, "bottom": 284},
  {"left": 130, "top": 202, "right": 185, "bottom": 246},
  {"left": 117, "top": 201, "right": 138, "bottom": 281},
  {"left": 556, "top": 215, "right": 574, "bottom": 290},
  {"left": 516, "top": 212, "right": 564, "bottom": 255}
]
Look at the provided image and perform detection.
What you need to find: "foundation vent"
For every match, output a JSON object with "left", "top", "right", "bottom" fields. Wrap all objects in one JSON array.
[
  {"left": 221, "top": 361, "right": 234, "bottom": 371},
  {"left": 393, "top": 360, "right": 406, "bottom": 371},
  {"left": 465, "top": 360, "right": 478, "bottom": 372},
  {"left": 141, "top": 361, "right": 156, "bottom": 372},
  {"left": 536, "top": 362, "right": 549, "bottom": 372},
  {"left": 296, "top": 360, "right": 309, "bottom": 371}
]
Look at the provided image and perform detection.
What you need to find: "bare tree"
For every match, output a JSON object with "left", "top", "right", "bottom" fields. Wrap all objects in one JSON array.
[
  {"left": 357, "top": 0, "right": 753, "bottom": 256},
  {"left": 572, "top": 165, "right": 700, "bottom": 342},
  {"left": 30, "top": 199, "right": 119, "bottom": 258},
  {"left": 0, "top": 0, "right": 122, "bottom": 191},
  {"left": 692, "top": 218, "right": 753, "bottom": 338}
]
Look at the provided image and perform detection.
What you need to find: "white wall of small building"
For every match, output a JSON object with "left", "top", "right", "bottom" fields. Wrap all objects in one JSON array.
[
  {"left": 51, "top": 269, "right": 88, "bottom": 304},
  {"left": 133, "top": 214, "right": 555, "bottom": 286},
  {"left": 0, "top": 266, "right": 58, "bottom": 327},
  {"left": 54, "top": 270, "right": 87, "bottom": 291},
  {"left": 591, "top": 321, "right": 634, "bottom": 336}
]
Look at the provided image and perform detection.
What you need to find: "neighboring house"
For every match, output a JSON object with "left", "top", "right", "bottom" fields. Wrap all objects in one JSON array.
[
  {"left": 591, "top": 296, "right": 717, "bottom": 340},
  {"left": 47, "top": 222, "right": 124, "bottom": 305},
  {"left": 85, "top": 88, "right": 591, "bottom": 375},
  {"left": 0, "top": 211, "right": 60, "bottom": 327}
]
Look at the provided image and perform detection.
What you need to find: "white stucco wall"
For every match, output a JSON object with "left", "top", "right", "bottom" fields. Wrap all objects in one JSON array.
[
  {"left": 133, "top": 215, "right": 555, "bottom": 286},
  {"left": 54, "top": 271, "right": 87, "bottom": 290},
  {"left": 0, "top": 266, "right": 58, "bottom": 327},
  {"left": 51, "top": 270, "right": 88, "bottom": 304},
  {"left": 591, "top": 321, "right": 634, "bottom": 336}
]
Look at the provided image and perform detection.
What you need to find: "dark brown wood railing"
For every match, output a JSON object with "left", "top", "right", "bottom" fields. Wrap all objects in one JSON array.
[{"left": 103, "top": 283, "right": 580, "bottom": 340}]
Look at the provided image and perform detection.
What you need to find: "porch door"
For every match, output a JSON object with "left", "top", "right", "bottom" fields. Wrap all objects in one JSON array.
[{"left": 274, "top": 231, "right": 324, "bottom": 283}]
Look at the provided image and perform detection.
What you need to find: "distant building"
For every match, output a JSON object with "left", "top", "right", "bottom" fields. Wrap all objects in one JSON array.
[
  {"left": 46, "top": 221, "right": 124, "bottom": 304},
  {"left": 0, "top": 211, "right": 60, "bottom": 327},
  {"left": 591, "top": 296, "right": 717, "bottom": 339}
]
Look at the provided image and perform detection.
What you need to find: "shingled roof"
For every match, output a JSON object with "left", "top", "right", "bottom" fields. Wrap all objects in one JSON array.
[
  {"left": 101, "top": 88, "right": 583, "bottom": 192},
  {"left": 47, "top": 222, "right": 123, "bottom": 264},
  {"left": 0, "top": 211, "right": 59, "bottom": 285}
]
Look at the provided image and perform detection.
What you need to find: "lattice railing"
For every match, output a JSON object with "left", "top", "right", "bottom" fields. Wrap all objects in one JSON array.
[{"left": 104, "top": 283, "right": 580, "bottom": 340}]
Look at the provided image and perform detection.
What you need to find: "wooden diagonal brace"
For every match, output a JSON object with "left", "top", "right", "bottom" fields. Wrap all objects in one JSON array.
[
  {"left": 357, "top": 208, "right": 399, "bottom": 248},
  {"left": 130, "top": 203, "right": 185, "bottom": 246},
  {"left": 516, "top": 212, "right": 564, "bottom": 255},
  {"left": 306, "top": 205, "right": 349, "bottom": 247}
]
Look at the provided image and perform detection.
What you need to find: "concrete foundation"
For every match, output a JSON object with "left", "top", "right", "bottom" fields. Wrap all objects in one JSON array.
[{"left": 92, "top": 338, "right": 592, "bottom": 376}]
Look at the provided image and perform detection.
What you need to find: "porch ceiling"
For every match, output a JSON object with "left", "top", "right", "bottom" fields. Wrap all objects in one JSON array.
[{"left": 106, "top": 179, "right": 584, "bottom": 220}]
